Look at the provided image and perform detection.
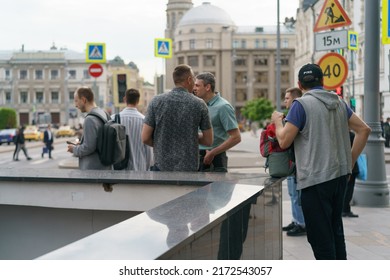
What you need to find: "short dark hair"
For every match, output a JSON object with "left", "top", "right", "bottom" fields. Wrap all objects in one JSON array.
[
  {"left": 173, "top": 64, "right": 193, "bottom": 84},
  {"left": 298, "top": 63, "right": 323, "bottom": 89},
  {"left": 286, "top": 87, "right": 303, "bottom": 99},
  {"left": 76, "top": 86, "right": 94, "bottom": 102},
  {"left": 125, "top": 88, "right": 140, "bottom": 105},
  {"left": 196, "top": 72, "right": 216, "bottom": 92}
]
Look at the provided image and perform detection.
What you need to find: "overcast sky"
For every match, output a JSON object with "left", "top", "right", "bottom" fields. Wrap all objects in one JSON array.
[{"left": 1, "top": 0, "right": 299, "bottom": 82}]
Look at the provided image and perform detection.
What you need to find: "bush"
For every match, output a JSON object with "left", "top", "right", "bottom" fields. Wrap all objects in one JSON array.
[{"left": 0, "top": 108, "right": 17, "bottom": 129}]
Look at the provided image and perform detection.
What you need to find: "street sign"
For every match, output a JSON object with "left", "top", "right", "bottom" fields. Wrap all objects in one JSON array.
[
  {"left": 86, "top": 43, "right": 106, "bottom": 63},
  {"left": 88, "top": 63, "right": 103, "bottom": 78},
  {"left": 313, "top": 0, "right": 352, "bottom": 32},
  {"left": 348, "top": 31, "right": 358, "bottom": 50},
  {"left": 318, "top": 52, "right": 348, "bottom": 89},
  {"left": 383, "top": 0, "right": 390, "bottom": 44},
  {"left": 315, "top": 29, "right": 348, "bottom": 51},
  {"left": 154, "top": 38, "right": 172, "bottom": 58}
]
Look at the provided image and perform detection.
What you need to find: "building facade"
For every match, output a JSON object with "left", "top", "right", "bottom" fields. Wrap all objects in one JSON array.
[{"left": 164, "top": 1, "right": 296, "bottom": 116}]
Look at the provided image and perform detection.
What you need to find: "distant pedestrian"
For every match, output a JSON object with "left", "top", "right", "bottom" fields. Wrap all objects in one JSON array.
[
  {"left": 142, "top": 64, "right": 213, "bottom": 171},
  {"left": 14, "top": 126, "right": 32, "bottom": 161},
  {"left": 384, "top": 117, "right": 390, "bottom": 147},
  {"left": 12, "top": 128, "right": 19, "bottom": 160},
  {"left": 113, "top": 88, "right": 153, "bottom": 171},
  {"left": 42, "top": 124, "right": 54, "bottom": 159}
]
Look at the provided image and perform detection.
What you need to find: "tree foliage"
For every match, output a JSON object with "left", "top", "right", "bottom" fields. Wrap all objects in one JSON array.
[
  {"left": 240, "top": 98, "right": 275, "bottom": 124},
  {"left": 0, "top": 107, "right": 17, "bottom": 129}
]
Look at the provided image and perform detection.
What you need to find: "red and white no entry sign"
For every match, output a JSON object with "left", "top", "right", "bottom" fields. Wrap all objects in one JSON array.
[{"left": 88, "top": 63, "right": 103, "bottom": 78}]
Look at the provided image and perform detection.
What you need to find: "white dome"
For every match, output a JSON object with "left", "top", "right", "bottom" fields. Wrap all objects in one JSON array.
[{"left": 178, "top": 2, "right": 235, "bottom": 27}]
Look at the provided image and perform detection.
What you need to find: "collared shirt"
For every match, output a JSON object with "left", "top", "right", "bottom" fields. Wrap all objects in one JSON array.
[
  {"left": 112, "top": 107, "right": 153, "bottom": 171},
  {"left": 199, "top": 92, "right": 238, "bottom": 150}
]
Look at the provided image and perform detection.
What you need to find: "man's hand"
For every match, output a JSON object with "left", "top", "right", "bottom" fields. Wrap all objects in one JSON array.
[
  {"left": 203, "top": 150, "right": 215, "bottom": 165},
  {"left": 271, "top": 111, "right": 284, "bottom": 123}
]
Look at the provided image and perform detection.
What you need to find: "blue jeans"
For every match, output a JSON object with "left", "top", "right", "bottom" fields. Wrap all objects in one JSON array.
[{"left": 287, "top": 176, "right": 305, "bottom": 226}]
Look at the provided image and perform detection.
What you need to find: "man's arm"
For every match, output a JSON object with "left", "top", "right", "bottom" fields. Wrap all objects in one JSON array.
[
  {"left": 203, "top": 128, "right": 241, "bottom": 165},
  {"left": 199, "top": 128, "right": 213, "bottom": 147},
  {"left": 271, "top": 111, "right": 299, "bottom": 149},
  {"left": 348, "top": 113, "right": 371, "bottom": 165},
  {"left": 141, "top": 124, "right": 154, "bottom": 147}
]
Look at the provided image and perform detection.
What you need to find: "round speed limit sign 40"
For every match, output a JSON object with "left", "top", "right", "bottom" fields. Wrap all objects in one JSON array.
[{"left": 318, "top": 53, "right": 348, "bottom": 90}]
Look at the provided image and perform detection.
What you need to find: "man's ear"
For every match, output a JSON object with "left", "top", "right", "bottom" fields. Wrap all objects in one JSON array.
[{"left": 298, "top": 81, "right": 304, "bottom": 90}]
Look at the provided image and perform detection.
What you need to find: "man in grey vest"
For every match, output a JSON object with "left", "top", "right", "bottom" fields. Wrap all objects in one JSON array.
[{"left": 271, "top": 63, "right": 371, "bottom": 260}]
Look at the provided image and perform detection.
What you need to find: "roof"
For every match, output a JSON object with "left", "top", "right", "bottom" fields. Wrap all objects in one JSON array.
[{"left": 178, "top": 2, "right": 235, "bottom": 27}]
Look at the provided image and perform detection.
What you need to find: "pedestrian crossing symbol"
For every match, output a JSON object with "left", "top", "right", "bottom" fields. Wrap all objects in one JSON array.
[
  {"left": 313, "top": 0, "right": 352, "bottom": 32},
  {"left": 348, "top": 31, "right": 358, "bottom": 50},
  {"left": 86, "top": 43, "right": 106, "bottom": 63},
  {"left": 155, "top": 38, "right": 172, "bottom": 58}
]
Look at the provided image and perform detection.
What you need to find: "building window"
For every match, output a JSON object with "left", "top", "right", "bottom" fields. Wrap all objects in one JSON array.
[
  {"left": 235, "top": 56, "right": 247, "bottom": 66},
  {"left": 20, "top": 70, "right": 28, "bottom": 80},
  {"left": 188, "top": 55, "right": 199, "bottom": 67},
  {"left": 282, "top": 39, "right": 289, "bottom": 48},
  {"left": 51, "top": 91, "right": 59, "bottom": 104},
  {"left": 35, "top": 70, "right": 43, "bottom": 80},
  {"left": 254, "top": 55, "right": 268, "bottom": 66},
  {"left": 233, "top": 40, "right": 239, "bottom": 49},
  {"left": 254, "top": 88, "right": 268, "bottom": 99},
  {"left": 204, "top": 55, "right": 216, "bottom": 67},
  {"left": 241, "top": 40, "right": 246, "bottom": 49},
  {"left": 51, "top": 69, "right": 59, "bottom": 80},
  {"left": 5, "top": 92, "right": 11, "bottom": 104},
  {"left": 69, "top": 91, "right": 74, "bottom": 103},
  {"left": 20, "top": 91, "right": 28, "bottom": 103},
  {"left": 36, "top": 92, "right": 44, "bottom": 103},
  {"left": 255, "top": 71, "right": 268, "bottom": 83},
  {"left": 206, "top": 39, "right": 213, "bottom": 49},
  {"left": 262, "top": 39, "right": 267, "bottom": 48},
  {"left": 190, "top": 39, "right": 196, "bottom": 50},
  {"left": 83, "top": 70, "right": 90, "bottom": 79},
  {"left": 190, "top": 28, "right": 196, "bottom": 33},
  {"left": 178, "top": 57, "right": 185, "bottom": 65},
  {"left": 68, "top": 70, "right": 76, "bottom": 79},
  {"left": 236, "top": 89, "right": 247, "bottom": 102},
  {"left": 255, "top": 39, "right": 260, "bottom": 49},
  {"left": 281, "top": 71, "right": 290, "bottom": 83},
  {"left": 206, "top": 27, "right": 213, "bottom": 33},
  {"left": 280, "top": 55, "right": 289, "bottom": 66},
  {"left": 178, "top": 41, "right": 182, "bottom": 51},
  {"left": 5, "top": 69, "right": 11, "bottom": 80}
]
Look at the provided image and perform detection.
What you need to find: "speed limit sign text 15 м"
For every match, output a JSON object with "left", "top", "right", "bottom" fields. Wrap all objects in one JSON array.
[{"left": 318, "top": 52, "right": 348, "bottom": 90}]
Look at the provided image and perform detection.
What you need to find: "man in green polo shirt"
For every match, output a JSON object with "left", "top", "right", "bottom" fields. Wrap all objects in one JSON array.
[{"left": 194, "top": 72, "right": 241, "bottom": 172}]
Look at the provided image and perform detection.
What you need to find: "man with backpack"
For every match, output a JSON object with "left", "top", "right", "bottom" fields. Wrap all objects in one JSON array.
[
  {"left": 67, "top": 86, "right": 112, "bottom": 170},
  {"left": 272, "top": 63, "right": 371, "bottom": 259}
]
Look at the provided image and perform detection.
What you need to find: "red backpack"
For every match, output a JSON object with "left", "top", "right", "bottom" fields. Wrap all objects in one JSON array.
[{"left": 259, "top": 123, "right": 287, "bottom": 157}]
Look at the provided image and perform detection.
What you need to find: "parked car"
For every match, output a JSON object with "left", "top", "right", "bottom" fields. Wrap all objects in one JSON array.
[
  {"left": 24, "top": 125, "right": 44, "bottom": 141},
  {"left": 56, "top": 125, "right": 76, "bottom": 138},
  {"left": 0, "top": 128, "right": 17, "bottom": 145}
]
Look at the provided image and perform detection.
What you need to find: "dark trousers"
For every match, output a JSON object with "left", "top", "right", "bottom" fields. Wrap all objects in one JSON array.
[
  {"left": 198, "top": 150, "right": 228, "bottom": 172},
  {"left": 301, "top": 175, "right": 348, "bottom": 260},
  {"left": 45, "top": 143, "right": 53, "bottom": 158},
  {"left": 343, "top": 173, "right": 357, "bottom": 213}
]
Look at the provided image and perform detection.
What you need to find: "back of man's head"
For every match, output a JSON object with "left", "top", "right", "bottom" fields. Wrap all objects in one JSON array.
[
  {"left": 76, "top": 86, "right": 94, "bottom": 103},
  {"left": 173, "top": 64, "right": 192, "bottom": 84},
  {"left": 286, "top": 87, "right": 303, "bottom": 99},
  {"left": 298, "top": 64, "right": 323, "bottom": 89},
  {"left": 125, "top": 88, "right": 140, "bottom": 105}
]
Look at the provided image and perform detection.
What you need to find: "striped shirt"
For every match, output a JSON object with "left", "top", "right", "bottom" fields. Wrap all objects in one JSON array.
[{"left": 112, "top": 108, "right": 153, "bottom": 171}]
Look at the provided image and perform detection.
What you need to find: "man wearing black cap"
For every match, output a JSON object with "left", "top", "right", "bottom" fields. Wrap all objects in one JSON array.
[{"left": 271, "top": 63, "right": 371, "bottom": 260}]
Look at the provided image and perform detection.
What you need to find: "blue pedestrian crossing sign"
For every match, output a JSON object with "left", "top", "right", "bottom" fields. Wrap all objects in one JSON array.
[
  {"left": 155, "top": 38, "right": 172, "bottom": 58},
  {"left": 348, "top": 31, "right": 358, "bottom": 50},
  {"left": 86, "top": 42, "right": 106, "bottom": 63}
]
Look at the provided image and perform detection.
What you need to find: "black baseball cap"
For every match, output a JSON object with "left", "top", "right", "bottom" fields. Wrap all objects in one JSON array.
[{"left": 298, "top": 63, "right": 323, "bottom": 83}]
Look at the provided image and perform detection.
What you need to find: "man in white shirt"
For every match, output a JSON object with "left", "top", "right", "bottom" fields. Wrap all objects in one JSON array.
[{"left": 114, "top": 88, "right": 153, "bottom": 171}]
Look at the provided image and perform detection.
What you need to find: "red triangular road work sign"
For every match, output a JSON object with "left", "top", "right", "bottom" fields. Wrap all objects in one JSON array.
[{"left": 314, "top": 0, "right": 352, "bottom": 32}]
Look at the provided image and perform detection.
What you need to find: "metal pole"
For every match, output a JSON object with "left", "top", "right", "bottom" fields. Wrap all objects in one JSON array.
[
  {"left": 276, "top": 0, "right": 281, "bottom": 111},
  {"left": 354, "top": 0, "right": 389, "bottom": 206}
]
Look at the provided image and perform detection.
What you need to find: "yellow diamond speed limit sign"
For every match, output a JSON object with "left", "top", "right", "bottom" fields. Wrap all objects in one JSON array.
[{"left": 318, "top": 52, "right": 348, "bottom": 90}]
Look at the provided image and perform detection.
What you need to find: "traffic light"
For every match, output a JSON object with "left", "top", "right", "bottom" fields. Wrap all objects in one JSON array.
[
  {"left": 336, "top": 86, "right": 344, "bottom": 99},
  {"left": 117, "top": 74, "right": 127, "bottom": 103}
]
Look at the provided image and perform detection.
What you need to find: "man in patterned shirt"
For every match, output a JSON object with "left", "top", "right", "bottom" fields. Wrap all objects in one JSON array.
[{"left": 142, "top": 64, "right": 213, "bottom": 171}]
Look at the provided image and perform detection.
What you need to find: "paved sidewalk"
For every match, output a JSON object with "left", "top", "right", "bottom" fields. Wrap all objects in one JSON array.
[{"left": 228, "top": 131, "right": 390, "bottom": 260}]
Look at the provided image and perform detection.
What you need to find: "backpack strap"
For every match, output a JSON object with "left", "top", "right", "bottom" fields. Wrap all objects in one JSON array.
[
  {"left": 114, "top": 113, "right": 121, "bottom": 124},
  {"left": 86, "top": 111, "right": 109, "bottom": 124}
]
